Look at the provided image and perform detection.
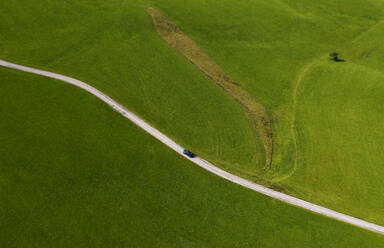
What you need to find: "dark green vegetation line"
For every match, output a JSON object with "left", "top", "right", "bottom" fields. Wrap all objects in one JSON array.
[
  {"left": 1, "top": 0, "right": 384, "bottom": 232},
  {"left": 2, "top": 67, "right": 384, "bottom": 247}
]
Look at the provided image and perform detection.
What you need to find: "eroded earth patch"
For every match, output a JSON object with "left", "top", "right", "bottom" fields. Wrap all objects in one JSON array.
[{"left": 147, "top": 8, "right": 273, "bottom": 168}]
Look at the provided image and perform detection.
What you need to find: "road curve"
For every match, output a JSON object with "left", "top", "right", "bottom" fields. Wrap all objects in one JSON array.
[{"left": 1, "top": 59, "right": 383, "bottom": 235}]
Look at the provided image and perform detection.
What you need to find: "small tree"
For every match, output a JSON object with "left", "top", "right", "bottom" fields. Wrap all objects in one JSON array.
[{"left": 330, "top": 52, "right": 339, "bottom": 61}]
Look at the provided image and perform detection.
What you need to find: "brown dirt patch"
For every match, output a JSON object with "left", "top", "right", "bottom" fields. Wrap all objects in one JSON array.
[{"left": 147, "top": 8, "right": 273, "bottom": 168}]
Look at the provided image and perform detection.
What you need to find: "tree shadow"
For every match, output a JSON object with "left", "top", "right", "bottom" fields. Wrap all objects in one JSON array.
[
  {"left": 334, "top": 58, "right": 346, "bottom": 62},
  {"left": 329, "top": 52, "right": 346, "bottom": 62}
]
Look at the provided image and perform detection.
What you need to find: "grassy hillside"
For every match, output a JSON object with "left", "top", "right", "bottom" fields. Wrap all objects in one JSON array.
[
  {"left": 286, "top": 60, "right": 384, "bottom": 224},
  {"left": 283, "top": 23, "right": 384, "bottom": 223},
  {"left": 1, "top": 67, "right": 384, "bottom": 247},
  {"left": 0, "top": 0, "right": 265, "bottom": 176},
  {"left": 148, "top": 0, "right": 384, "bottom": 176},
  {"left": 140, "top": 0, "right": 384, "bottom": 224},
  {"left": 1, "top": 0, "right": 384, "bottom": 226}
]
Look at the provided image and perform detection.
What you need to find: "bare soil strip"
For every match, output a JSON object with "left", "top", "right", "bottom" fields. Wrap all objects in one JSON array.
[{"left": 147, "top": 8, "right": 273, "bottom": 168}]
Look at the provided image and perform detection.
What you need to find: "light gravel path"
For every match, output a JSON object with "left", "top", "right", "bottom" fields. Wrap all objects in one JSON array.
[{"left": 1, "top": 59, "right": 383, "bottom": 235}]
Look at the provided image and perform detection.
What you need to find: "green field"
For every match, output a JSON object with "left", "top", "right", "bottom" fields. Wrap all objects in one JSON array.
[
  {"left": 1, "top": 0, "right": 384, "bottom": 240},
  {"left": 0, "top": 0, "right": 266, "bottom": 175},
  {"left": 1, "top": 67, "right": 384, "bottom": 247},
  {"left": 284, "top": 59, "right": 384, "bottom": 224}
]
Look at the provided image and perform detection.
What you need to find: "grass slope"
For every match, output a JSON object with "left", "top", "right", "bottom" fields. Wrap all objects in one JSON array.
[
  {"left": 147, "top": 7, "right": 273, "bottom": 168},
  {"left": 140, "top": 0, "right": 384, "bottom": 223},
  {"left": 1, "top": 0, "right": 384, "bottom": 226},
  {"left": 148, "top": 0, "right": 384, "bottom": 176},
  {"left": 1, "top": 67, "right": 384, "bottom": 247},
  {"left": 0, "top": 0, "right": 265, "bottom": 176},
  {"left": 284, "top": 30, "right": 384, "bottom": 223}
]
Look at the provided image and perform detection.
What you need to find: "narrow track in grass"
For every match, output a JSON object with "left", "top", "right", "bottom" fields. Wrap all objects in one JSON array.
[
  {"left": 279, "top": 20, "right": 384, "bottom": 182},
  {"left": 1, "top": 59, "right": 384, "bottom": 235},
  {"left": 275, "top": 58, "right": 320, "bottom": 182}
]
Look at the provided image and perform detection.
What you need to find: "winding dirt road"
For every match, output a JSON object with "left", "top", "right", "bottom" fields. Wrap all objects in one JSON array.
[{"left": 1, "top": 59, "right": 383, "bottom": 235}]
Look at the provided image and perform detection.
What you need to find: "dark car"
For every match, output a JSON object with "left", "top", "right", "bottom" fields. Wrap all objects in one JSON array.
[{"left": 183, "top": 149, "right": 196, "bottom": 158}]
